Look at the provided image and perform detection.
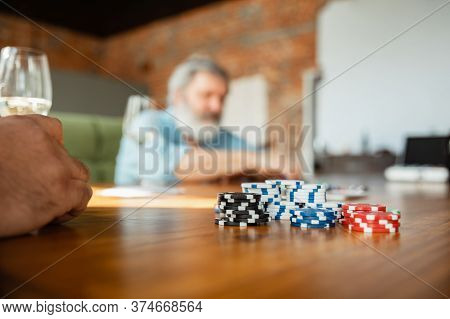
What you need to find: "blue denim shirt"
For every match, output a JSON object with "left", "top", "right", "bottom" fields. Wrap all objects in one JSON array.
[{"left": 115, "top": 108, "right": 254, "bottom": 185}]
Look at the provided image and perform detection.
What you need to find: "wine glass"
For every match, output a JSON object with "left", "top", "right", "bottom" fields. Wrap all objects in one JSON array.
[{"left": 0, "top": 46, "right": 52, "bottom": 116}]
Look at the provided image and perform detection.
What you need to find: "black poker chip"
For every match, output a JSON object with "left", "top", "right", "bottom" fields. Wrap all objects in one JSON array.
[
  {"left": 217, "top": 200, "right": 260, "bottom": 206},
  {"left": 218, "top": 209, "right": 265, "bottom": 215},
  {"left": 220, "top": 216, "right": 271, "bottom": 223},
  {"left": 216, "top": 213, "right": 269, "bottom": 219},
  {"left": 214, "top": 219, "right": 269, "bottom": 226},
  {"left": 218, "top": 192, "right": 261, "bottom": 200},
  {"left": 217, "top": 204, "right": 264, "bottom": 210},
  {"left": 218, "top": 198, "right": 260, "bottom": 204},
  {"left": 217, "top": 199, "right": 262, "bottom": 205}
]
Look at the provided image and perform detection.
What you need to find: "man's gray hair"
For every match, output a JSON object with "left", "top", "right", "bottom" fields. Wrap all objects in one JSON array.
[{"left": 167, "top": 58, "right": 229, "bottom": 105}]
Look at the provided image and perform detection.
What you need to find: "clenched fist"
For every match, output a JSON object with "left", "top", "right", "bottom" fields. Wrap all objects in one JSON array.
[{"left": 0, "top": 115, "right": 92, "bottom": 238}]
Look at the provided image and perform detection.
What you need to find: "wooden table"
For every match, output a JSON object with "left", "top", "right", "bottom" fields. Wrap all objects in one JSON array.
[{"left": 1, "top": 174, "right": 449, "bottom": 298}]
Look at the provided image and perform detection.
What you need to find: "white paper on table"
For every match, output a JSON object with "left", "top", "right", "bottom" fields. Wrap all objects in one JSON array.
[{"left": 98, "top": 186, "right": 183, "bottom": 198}]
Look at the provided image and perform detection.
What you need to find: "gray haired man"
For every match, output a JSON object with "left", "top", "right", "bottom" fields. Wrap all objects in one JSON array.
[{"left": 115, "top": 57, "right": 299, "bottom": 185}]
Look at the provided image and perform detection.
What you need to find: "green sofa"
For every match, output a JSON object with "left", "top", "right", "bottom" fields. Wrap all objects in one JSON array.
[{"left": 51, "top": 112, "right": 123, "bottom": 183}]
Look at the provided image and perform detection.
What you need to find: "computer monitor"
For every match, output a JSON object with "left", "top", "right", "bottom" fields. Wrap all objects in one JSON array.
[{"left": 404, "top": 136, "right": 450, "bottom": 167}]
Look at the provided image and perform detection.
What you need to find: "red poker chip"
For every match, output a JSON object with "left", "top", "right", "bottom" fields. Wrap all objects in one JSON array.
[
  {"left": 339, "top": 219, "right": 400, "bottom": 228},
  {"left": 346, "top": 224, "right": 399, "bottom": 233},
  {"left": 342, "top": 211, "right": 400, "bottom": 221},
  {"left": 341, "top": 217, "right": 400, "bottom": 225},
  {"left": 342, "top": 203, "right": 386, "bottom": 212},
  {"left": 340, "top": 219, "right": 400, "bottom": 229}
]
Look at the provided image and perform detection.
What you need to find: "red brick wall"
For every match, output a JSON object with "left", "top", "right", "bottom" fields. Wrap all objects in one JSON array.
[
  {"left": 102, "top": 0, "right": 324, "bottom": 127},
  {"left": 1, "top": 0, "right": 324, "bottom": 130},
  {"left": 0, "top": 13, "right": 102, "bottom": 73}
]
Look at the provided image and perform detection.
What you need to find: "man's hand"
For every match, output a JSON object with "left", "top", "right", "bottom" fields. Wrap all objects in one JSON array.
[
  {"left": 257, "top": 148, "right": 302, "bottom": 179},
  {"left": 0, "top": 115, "right": 92, "bottom": 238}
]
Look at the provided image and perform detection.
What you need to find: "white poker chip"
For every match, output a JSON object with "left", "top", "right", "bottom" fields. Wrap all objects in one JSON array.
[
  {"left": 259, "top": 195, "right": 281, "bottom": 200},
  {"left": 297, "top": 200, "right": 327, "bottom": 204},
  {"left": 297, "top": 184, "right": 325, "bottom": 190},
  {"left": 268, "top": 200, "right": 302, "bottom": 206},
  {"left": 292, "top": 196, "right": 327, "bottom": 200},
  {"left": 287, "top": 189, "right": 326, "bottom": 194},
  {"left": 265, "top": 180, "right": 304, "bottom": 186},
  {"left": 242, "top": 188, "right": 279, "bottom": 193},
  {"left": 307, "top": 202, "right": 342, "bottom": 209},
  {"left": 241, "top": 183, "right": 277, "bottom": 189},
  {"left": 291, "top": 192, "right": 326, "bottom": 195}
]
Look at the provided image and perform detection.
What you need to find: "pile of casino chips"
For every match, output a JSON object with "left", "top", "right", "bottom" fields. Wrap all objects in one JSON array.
[
  {"left": 214, "top": 192, "right": 271, "bottom": 227},
  {"left": 289, "top": 207, "right": 338, "bottom": 229},
  {"left": 306, "top": 202, "right": 343, "bottom": 219},
  {"left": 286, "top": 183, "right": 327, "bottom": 205},
  {"left": 241, "top": 183, "right": 281, "bottom": 204},
  {"left": 338, "top": 203, "right": 401, "bottom": 233},
  {"left": 263, "top": 180, "right": 305, "bottom": 220}
]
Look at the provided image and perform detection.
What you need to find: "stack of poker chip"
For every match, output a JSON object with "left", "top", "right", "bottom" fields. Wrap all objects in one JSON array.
[
  {"left": 286, "top": 183, "right": 327, "bottom": 205},
  {"left": 263, "top": 180, "right": 305, "bottom": 220},
  {"left": 241, "top": 183, "right": 281, "bottom": 204},
  {"left": 289, "top": 207, "right": 338, "bottom": 229},
  {"left": 215, "top": 192, "right": 271, "bottom": 227},
  {"left": 306, "top": 202, "right": 343, "bottom": 220},
  {"left": 265, "top": 180, "right": 304, "bottom": 197},
  {"left": 339, "top": 203, "right": 401, "bottom": 233}
]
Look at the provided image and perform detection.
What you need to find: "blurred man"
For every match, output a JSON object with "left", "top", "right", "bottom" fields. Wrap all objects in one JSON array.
[
  {"left": 115, "top": 57, "right": 299, "bottom": 185},
  {"left": 0, "top": 115, "right": 92, "bottom": 238}
]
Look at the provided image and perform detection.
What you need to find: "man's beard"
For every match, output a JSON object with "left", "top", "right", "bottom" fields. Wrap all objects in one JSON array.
[{"left": 170, "top": 103, "right": 221, "bottom": 144}]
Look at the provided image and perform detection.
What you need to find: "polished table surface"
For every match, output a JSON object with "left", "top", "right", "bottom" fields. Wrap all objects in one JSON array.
[{"left": 0, "top": 174, "right": 449, "bottom": 298}]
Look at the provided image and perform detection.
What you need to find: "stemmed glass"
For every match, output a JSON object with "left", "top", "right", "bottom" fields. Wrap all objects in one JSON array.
[{"left": 0, "top": 46, "right": 52, "bottom": 116}]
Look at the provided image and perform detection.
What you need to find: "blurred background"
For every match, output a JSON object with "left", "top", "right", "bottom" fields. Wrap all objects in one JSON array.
[{"left": 0, "top": 0, "right": 448, "bottom": 182}]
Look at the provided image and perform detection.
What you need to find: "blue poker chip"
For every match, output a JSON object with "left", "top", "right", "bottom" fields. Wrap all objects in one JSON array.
[
  {"left": 290, "top": 212, "right": 337, "bottom": 219},
  {"left": 291, "top": 222, "right": 335, "bottom": 228},
  {"left": 290, "top": 217, "right": 336, "bottom": 224},
  {"left": 290, "top": 208, "right": 337, "bottom": 217},
  {"left": 290, "top": 215, "right": 336, "bottom": 223}
]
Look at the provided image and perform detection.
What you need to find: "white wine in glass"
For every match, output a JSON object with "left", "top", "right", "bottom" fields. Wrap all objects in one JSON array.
[{"left": 0, "top": 47, "right": 52, "bottom": 116}]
